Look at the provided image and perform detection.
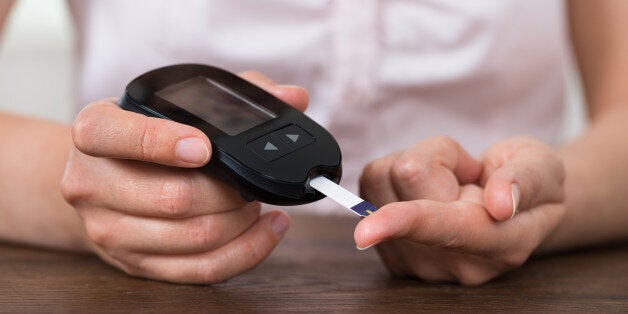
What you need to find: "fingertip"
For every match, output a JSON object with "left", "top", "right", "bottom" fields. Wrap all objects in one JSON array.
[
  {"left": 239, "top": 70, "right": 276, "bottom": 85},
  {"left": 354, "top": 220, "right": 376, "bottom": 250},
  {"left": 174, "top": 137, "right": 211, "bottom": 166},
  {"left": 266, "top": 210, "right": 291, "bottom": 239},
  {"left": 238, "top": 71, "right": 309, "bottom": 112},
  {"left": 354, "top": 212, "right": 387, "bottom": 250},
  {"left": 268, "top": 85, "right": 309, "bottom": 112},
  {"left": 484, "top": 177, "right": 517, "bottom": 221}
]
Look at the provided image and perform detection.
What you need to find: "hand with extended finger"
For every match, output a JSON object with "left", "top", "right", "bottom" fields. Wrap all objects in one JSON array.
[{"left": 355, "top": 136, "right": 565, "bottom": 285}]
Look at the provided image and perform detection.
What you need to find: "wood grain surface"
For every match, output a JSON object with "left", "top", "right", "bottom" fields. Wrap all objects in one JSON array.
[{"left": 1, "top": 215, "right": 627, "bottom": 312}]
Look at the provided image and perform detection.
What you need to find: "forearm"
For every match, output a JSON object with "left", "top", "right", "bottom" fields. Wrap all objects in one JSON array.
[
  {"left": 0, "top": 112, "right": 90, "bottom": 251},
  {"left": 537, "top": 0, "right": 628, "bottom": 252},
  {"left": 539, "top": 106, "right": 628, "bottom": 252}
]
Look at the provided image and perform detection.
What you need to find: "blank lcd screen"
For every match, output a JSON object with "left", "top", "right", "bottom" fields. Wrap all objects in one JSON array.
[{"left": 156, "top": 76, "right": 276, "bottom": 135}]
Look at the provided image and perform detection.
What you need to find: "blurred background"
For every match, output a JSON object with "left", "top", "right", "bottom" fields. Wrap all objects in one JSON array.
[
  {"left": 0, "top": 0, "right": 73, "bottom": 123},
  {"left": 0, "top": 0, "right": 586, "bottom": 140}
]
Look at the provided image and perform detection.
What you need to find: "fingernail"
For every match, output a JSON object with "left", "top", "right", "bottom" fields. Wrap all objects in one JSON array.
[
  {"left": 510, "top": 183, "right": 521, "bottom": 219},
  {"left": 271, "top": 213, "right": 290, "bottom": 238},
  {"left": 175, "top": 138, "right": 209, "bottom": 164},
  {"left": 356, "top": 243, "right": 375, "bottom": 251}
]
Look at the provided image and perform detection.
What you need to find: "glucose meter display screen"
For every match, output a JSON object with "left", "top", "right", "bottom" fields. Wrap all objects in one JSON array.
[{"left": 157, "top": 76, "right": 277, "bottom": 135}]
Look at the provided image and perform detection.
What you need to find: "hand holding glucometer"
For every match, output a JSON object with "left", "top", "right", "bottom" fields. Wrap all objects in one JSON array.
[
  {"left": 119, "top": 64, "right": 377, "bottom": 216},
  {"left": 63, "top": 71, "right": 320, "bottom": 283}
]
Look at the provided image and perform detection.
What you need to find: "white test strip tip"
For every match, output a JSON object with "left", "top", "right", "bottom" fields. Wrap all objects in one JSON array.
[{"left": 309, "top": 176, "right": 377, "bottom": 217}]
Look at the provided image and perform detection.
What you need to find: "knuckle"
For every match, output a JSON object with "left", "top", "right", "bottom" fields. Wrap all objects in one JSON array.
[
  {"left": 158, "top": 175, "right": 195, "bottom": 217},
  {"left": 361, "top": 160, "right": 380, "bottom": 180},
  {"left": 451, "top": 262, "right": 491, "bottom": 286},
  {"left": 391, "top": 158, "right": 418, "bottom": 183},
  {"left": 83, "top": 219, "right": 110, "bottom": 246},
  {"left": 60, "top": 162, "right": 90, "bottom": 205},
  {"left": 458, "top": 273, "right": 490, "bottom": 286},
  {"left": 72, "top": 109, "right": 100, "bottom": 153},
  {"left": 187, "top": 216, "right": 223, "bottom": 249},
  {"left": 360, "top": 160, "right": 388, "bottom": 191},
  {"left": 60, "top": 172, "right": 81, "bottom": 204},
  {"left": 139, "top": 120, "right": 159, "bottom": 160},
  {"left": 499, "top": 251, "right": 529, "bottom": 268},
  {"left": 391, "top": 156, "right": 432, "bottom": 185},
  {"left": 71, "top": 101, "right": 116, "bottom": 150}
]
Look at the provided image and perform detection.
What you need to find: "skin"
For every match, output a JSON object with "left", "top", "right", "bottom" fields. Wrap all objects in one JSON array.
[
  {"left": 0, "top": 0, "right": 627, "bottom": 285},
  {"left": 355, "top": 137, "right": 566, "bottom": 285}
]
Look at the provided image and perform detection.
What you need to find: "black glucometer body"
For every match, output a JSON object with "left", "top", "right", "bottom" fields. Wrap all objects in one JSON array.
[{"left": 118, "top": 64, "right": 342, "bottom": 205}]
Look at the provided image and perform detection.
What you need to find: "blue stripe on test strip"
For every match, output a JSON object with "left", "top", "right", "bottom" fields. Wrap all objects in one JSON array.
[
  {"left": 350, "top": 201, "right": 378, "bottom": 217},
  {"left": 308, "top": 176, "right": 378, "bottom": 217}
]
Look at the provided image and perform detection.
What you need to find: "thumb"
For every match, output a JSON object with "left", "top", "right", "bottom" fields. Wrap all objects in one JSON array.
[
  {"left": 73, "top": 100, "right": 212, "bottom": 167},
  {"left": 481, "top": 137, "right": 565, "bottom": 221}
]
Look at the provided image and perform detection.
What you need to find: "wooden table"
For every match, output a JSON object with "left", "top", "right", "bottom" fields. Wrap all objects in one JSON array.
[{"left": 1, "top": 215, "right": 627, "bottom": 312}]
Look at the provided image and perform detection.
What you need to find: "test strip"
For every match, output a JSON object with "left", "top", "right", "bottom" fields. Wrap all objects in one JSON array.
[{"left": 309, "top": 176, "right": 378, "bottom": 217}]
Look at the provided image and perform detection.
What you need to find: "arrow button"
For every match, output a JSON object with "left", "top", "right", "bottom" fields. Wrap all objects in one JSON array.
[
  {"left": 272, "top": 125, "right": 315, "bottom": 151},
  {"left": 264, "top": 142, "right": 278, "bottom": 151},
  {"left": 247, "top": 135, "right": 289, "bottom": 161},
  {"left": 285, "top": 134, "right": 299, "bottom": 143}
]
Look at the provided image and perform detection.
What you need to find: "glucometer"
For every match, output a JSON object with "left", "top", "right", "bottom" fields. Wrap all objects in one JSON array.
[{"left": 119, "top": 64, "right": 376, "bottom": 215}]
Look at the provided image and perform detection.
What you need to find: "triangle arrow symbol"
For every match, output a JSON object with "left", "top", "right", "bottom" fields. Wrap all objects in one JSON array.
[
  {"left": 264, "top": 142, "right": 278, "bottom": 151},
  {"left": 286, "top": 134, "right": 299, "bottom": 142}
]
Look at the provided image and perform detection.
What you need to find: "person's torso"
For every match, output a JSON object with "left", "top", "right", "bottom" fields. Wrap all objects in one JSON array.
[{"left": 68, "top": 0, "right": 568, "bottom": 214}]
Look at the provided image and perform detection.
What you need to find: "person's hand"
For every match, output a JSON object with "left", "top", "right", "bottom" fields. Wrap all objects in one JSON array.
[
  {"left": 355, "top": 136, "right": 566, "bottom": 285},
  {"left": 61, "top": 72, "right": 309, "bottom": 284}
]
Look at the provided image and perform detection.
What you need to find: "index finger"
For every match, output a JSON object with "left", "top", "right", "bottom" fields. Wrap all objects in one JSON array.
[
  {"left": 239, "top": 71, "right": 309, "bottom": 112},
  {"left": 389, "top": 136, "right": 482, "bottom": 202},
  {"left": 354, "top": 197, "right": 557, "bottom": 266}
]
